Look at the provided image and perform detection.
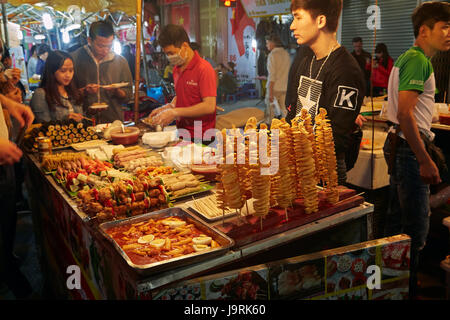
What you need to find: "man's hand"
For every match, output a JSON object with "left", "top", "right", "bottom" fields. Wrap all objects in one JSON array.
[
  {"left": 68, "top": 113, "right": 84, "bottom": 122},
  {"left": 149, "top": 103, "right": 173, "bottom": 119},
  {"left": 5, "top": 87, "right": 23, "bottom": 103},
  {"left": 153, "top": 108, "right": 177, "bottom": 127},
  {"left": 0, "top": 94, "right": 34, "bottom": 127},
  {"left": 355, "top": 114, "right": 367, "bottom": 128},
  {"left": 397, "top": 90, "right": 440, "bottom": 185},
  {"left": 84, "top": 84, "right": 100, "bottom": 95},
  {"left": 0, "top": 138, "right": 23, "bottom": 165},
  {"left": 419, "top": 158, "right": 441, "bottom": 185},
  {"left": 104, "top": 87, "right": 126, "bottom": 99}
]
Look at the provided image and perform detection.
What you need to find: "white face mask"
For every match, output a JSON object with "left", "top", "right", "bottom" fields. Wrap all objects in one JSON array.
[{"left": 167, "top": 48, "right": 186, "bottom": 67}]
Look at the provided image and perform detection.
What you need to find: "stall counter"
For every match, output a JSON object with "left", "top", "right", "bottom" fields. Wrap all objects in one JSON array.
[{"left": 24, "top": 151, "right": 374, "bottom": 299}]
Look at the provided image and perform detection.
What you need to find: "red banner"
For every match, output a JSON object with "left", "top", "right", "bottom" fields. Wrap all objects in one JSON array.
[{"left": 171, "top": 4, "right": 191, "bottom": 37}]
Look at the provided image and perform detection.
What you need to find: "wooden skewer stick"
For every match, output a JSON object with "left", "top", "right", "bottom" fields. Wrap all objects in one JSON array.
[{"left": 222, "top": 208, "right": 225, "bottom": 227}]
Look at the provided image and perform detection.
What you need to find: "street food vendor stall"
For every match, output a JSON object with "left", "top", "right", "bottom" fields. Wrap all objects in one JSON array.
[{"left": 21, "top": 109, "right": 414, "bottom": 300}]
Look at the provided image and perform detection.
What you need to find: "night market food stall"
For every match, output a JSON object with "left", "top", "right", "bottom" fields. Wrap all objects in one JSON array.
[
  {"left": 5, "top": 0, "right": 414, "bottom": 301},
  {"left": 22, "top": 110, "right": 411, "bottom": 300}
]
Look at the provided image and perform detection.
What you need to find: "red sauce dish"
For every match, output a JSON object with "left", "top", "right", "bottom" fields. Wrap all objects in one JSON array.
[{"left": 110, "top": 126, "right": 140, "bottom": 145}]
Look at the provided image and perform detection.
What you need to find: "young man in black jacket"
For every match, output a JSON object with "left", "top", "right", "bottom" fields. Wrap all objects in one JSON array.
[{"left": 287, "top": 0, "right": 365, "bottom": 184}]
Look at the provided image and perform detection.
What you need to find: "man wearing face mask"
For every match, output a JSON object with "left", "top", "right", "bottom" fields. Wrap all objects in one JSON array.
[
  {"left": 72, "top": 21, "right": 133, "bottom": 123},
  {"left": 147, "top": 24, "right": 217, "bottom": 142}
]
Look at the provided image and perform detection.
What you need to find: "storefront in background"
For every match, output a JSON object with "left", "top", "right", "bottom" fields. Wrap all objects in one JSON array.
[{"left": 340, "top": 0, "right": 418, "bottom": 60}]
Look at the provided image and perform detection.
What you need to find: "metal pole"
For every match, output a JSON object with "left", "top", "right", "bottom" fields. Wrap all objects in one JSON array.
[
  {"left": 134, "top": 0, "right": 142, "bottom": 124},
  {"left": 141, "top": 20, "right": 149, "bottom": 90},
  {"left": 1, "top": 2, "right": 9, "bottom": 48},
  {"left": 55, "top": 25, "right": 62, "bottom": 50}
]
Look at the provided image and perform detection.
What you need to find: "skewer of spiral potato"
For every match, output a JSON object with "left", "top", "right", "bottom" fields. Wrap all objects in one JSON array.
[
  {"left": 296, "top": 122, "right": 319, "bottom": 213},
  {"left": 270, "top": 119, "right": 296, "bottom": 210},
  {"left": 315, "top": 108, "right": 339, "bottom": 204}
]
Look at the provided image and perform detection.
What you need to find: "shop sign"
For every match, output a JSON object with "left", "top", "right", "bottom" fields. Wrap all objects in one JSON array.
[{"left": 240, "top": 0, "right": 291, "bottom": 18}]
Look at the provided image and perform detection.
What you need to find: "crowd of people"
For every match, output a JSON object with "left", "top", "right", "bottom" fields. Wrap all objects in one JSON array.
[{"left": 0, "top": 0, "right": 448, "bottom": 300}]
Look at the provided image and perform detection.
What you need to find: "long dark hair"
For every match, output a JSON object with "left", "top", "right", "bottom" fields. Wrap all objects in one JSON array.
[
  {"left": 375, "top": 43, "right": 390, "bottom": 69},
  {"left": 40, "top": 50, "right": 81, "bottom": 111}
]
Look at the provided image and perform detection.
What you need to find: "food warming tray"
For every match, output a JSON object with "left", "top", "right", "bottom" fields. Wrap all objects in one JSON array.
[{"left": 99, "top": 207, "right": 234, "bottom": 276}]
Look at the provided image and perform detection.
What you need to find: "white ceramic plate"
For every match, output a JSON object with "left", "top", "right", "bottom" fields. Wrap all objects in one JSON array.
[{"left": 101, "top": 82, "right": 129, "bottom": 89}]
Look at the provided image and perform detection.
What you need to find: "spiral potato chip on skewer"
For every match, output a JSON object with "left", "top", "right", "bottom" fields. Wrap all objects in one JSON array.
[
  {"left": 270, "top": 119, "right": 296, "bottom": 209},
  {"left": 296, "top": 122, "right": 319, "bottom": 213},
  {"left": 249, "top": 163, "right": 271, "bottom": 217},
  {"left": 315, "top": 108, "right": 339, "bottom": 204},
  {"left": 300, "top": 109, "right": 320, "bottom": 183}
]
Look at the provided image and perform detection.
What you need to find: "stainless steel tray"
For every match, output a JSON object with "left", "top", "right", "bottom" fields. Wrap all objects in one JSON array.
[{"left": 99, "top": 207, "right": 234, "bottom": 276}]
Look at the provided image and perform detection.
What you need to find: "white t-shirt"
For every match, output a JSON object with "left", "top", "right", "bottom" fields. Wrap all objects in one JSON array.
[
  {"left": 387, "top": 46, "right": 436, "bottom": 140},
  {"left": 266, "top": 47, "right": 291, "bottom": 92}
]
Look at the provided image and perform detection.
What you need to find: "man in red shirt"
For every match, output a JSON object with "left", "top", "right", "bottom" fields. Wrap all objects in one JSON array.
[{"left": 148, "top": 24, "right": 217, "bottom": 143}]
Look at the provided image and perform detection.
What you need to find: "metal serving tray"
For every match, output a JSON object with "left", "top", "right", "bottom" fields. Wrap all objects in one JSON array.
[{"left": 99, "top": 207, "right": 234, "bottom": 276}]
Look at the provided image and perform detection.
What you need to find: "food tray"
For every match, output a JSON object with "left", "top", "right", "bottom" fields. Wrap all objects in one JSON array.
[
  {"left": 183, "top": 193, "right": 238, "bottom": 222},
  {"left": 98, "top": 207, "right": 234, "bottom": 276}
]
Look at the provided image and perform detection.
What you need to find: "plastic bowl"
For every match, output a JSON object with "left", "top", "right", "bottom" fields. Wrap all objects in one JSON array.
[
  {"left": 142, "top": 131, "right": 174, "bottom": 148},
  {"left": 110, "top": 126, "right": 140, "bottom": 145}
]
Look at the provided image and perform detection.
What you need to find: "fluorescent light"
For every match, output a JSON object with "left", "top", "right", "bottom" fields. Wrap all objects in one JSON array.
[
  {"left": 113, "top": 39, "right": 121, "bottom": 55},
  {"left": 43, "top": 13, "right": 53, "bottom": 30},
  {"left": 34, "top": 34, "right": 46, "bottom": 40},
  {"left": 65, "top": 24, "right": 81, "bottom": 32},
  {"left": 62, "top": 30, "right": 70, "bottom": 44}
]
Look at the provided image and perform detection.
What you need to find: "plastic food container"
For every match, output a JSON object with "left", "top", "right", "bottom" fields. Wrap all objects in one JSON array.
[
  {"left": 110, "top": 126, "right": 140, "bottom": 145},
  {"left": 142, "top": 131, "right": 175, "bottom": 148}
]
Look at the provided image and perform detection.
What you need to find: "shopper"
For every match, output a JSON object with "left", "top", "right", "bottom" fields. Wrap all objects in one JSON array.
[
  {"left": 265, "top": 33, "right": 291, "bottom": 122},
  {"left": 351, "top": 37, "right": 371, "bottom": 92},
  {"left": 122, "top": 44, "right": 136, "bottom": 80},
  {"left": 71, "top": 21, "right": 133, "bottom": 123},
  {"left": 217, "top": 63, "right": 238, "bottom": 103},
  {"left": 370, "top": 43, "right": 393, "bottom": 96},
  {"left": 147, "top": 24, "right": 217, "bottom": 143},
  {"left": 30, "top": 50, "right": 83, "bottom": 123},
  {"left": 35, "top": 44, "right": 51, "bottom": 79},
  {"left": 287, "top": 0, "right": 365, "bottom": 184},
  {"left": 383, "top": 1, "right": 450, "bottom": 299},
  {"left": 0, "top": 93, "right": 34, "bottom": 299},
  {"left": 27, "top": 45, "right": 39, "bottom": 91}
]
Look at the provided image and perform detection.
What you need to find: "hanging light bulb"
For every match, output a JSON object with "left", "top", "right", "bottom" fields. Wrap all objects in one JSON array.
[{"left": 43, "top": 13, "right": 54, "bottom": 30}]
